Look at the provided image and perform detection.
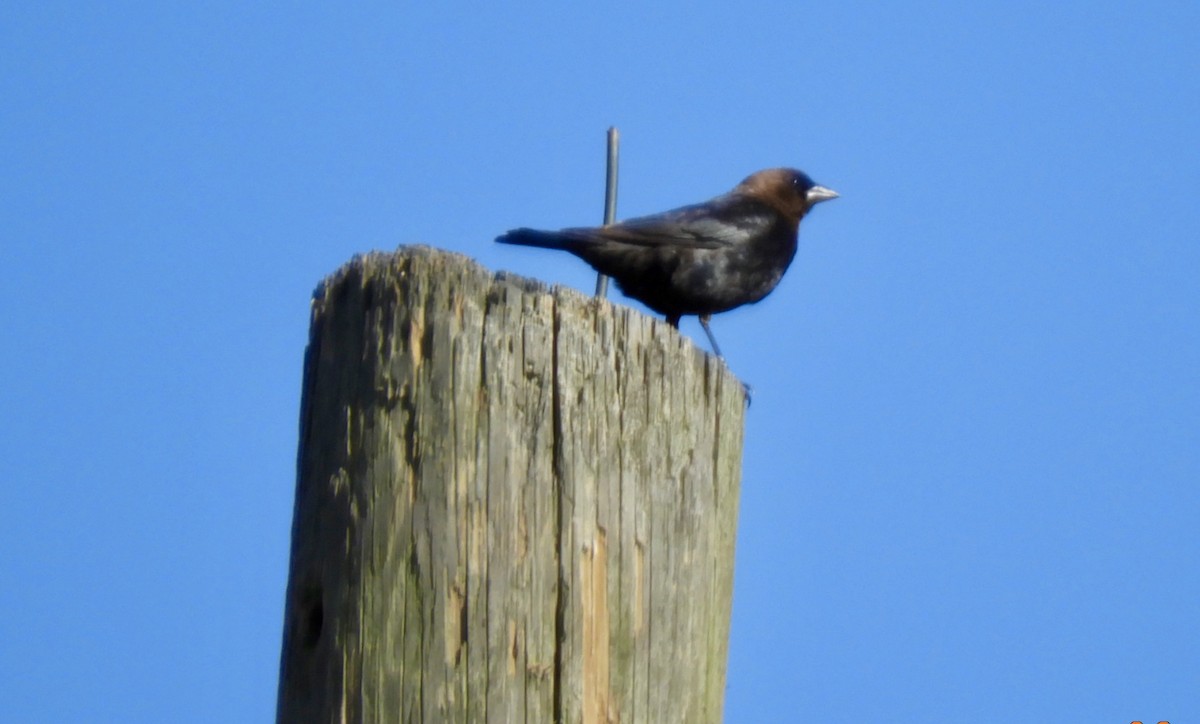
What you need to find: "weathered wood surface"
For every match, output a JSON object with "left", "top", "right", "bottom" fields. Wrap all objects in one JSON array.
[{"left": 277, "top": 246, "right": 745, "bottom": 723}]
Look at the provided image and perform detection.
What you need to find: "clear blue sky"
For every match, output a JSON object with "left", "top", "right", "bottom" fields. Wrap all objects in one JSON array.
[{"left": 2, "top": 3, "right": 1197, "bottom": 722}]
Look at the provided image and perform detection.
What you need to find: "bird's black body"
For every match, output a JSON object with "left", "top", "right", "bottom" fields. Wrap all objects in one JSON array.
[{"left": 497, "top": 168, "right": 837, "bottom": 356}]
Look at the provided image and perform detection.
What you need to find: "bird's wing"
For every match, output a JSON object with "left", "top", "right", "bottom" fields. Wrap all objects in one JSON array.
[{"left": 565, "top": 195, "right": 778, "bottom": 249}]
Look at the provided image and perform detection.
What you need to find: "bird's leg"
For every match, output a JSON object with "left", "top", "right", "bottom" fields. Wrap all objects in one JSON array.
[
  {"left": 698, "top": 315, "right": 723, "bottom": 358},
  {"left": 666, "top": 314, "right": 682, "bottom": 329},
  {"left": 699, "top": 314, "right": 753, "bottom": 405}
]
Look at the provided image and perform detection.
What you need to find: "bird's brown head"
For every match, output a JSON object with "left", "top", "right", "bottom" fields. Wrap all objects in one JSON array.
[{"left": 735, "top": 168, "right": 839, "bottom": 221}]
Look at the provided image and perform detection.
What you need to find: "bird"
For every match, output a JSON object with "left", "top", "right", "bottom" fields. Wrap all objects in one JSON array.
[{"left": 495, "top": 167, "right": 837, "bottom": 358}]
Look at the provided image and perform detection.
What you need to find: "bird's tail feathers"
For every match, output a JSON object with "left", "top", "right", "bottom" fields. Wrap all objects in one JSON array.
[{"left": 495, "top": 228, "right": 576, "bottom": 249}]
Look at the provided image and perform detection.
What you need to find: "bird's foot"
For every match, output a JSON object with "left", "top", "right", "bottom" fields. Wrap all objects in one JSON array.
[{"left": 740, "top": 381, "right": 753, "bottom": 407}]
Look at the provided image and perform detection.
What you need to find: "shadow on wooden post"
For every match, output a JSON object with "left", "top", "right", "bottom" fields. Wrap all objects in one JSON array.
[{"left": 277, "top": 246, "right": 745, "bottom": 723}]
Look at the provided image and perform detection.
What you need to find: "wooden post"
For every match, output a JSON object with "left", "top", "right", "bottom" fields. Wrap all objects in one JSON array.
[{"left": 277, "top": 246, "right": 745, "bottom": 723}]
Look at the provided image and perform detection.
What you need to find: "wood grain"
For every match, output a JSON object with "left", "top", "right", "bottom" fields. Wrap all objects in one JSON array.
[{"left": 277, "top": 246, "right": 745, "bottom": 723}]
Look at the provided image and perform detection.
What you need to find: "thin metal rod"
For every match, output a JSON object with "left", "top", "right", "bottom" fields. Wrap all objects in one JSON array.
[{"left": 594, "top": 127, "right": 619, "bottom": 297}]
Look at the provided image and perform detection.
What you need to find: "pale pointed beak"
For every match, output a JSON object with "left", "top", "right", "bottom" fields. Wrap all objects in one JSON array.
[{"left": 806, "top": 185, "right": 839, "bottom": 204}]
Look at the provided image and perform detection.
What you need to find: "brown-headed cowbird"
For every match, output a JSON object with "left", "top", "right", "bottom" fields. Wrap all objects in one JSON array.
[{"left": 496, "top": 167, "right": 838, "bottom": 357}]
